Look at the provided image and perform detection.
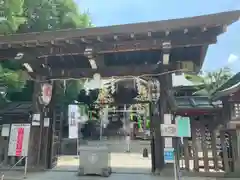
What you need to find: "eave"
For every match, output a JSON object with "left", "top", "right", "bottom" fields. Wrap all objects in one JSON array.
[
  {"left": 0, "top": 10, "right": 239, "bottom": 79},
  {"left": 0, "top": 10, "right": 239, "bottom": 47}
]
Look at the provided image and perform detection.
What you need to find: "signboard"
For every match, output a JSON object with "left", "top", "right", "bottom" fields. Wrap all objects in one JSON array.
[
  {"left": 8, "top": 124, "right": 31, "bottom": 157},
  {"left": 175, "top": 116, "right": 191, "bottom": 137},
  {"left": 161, "top": 124, "right": 177, "bottom": 137},
  {"left": 44, "top": 117, "right": 50, "bottom": 127},
  {"left": 68, "top": 105, "right": 79, "bottom": 139},
  {"left": 32, "top": 113, "right": 40, "bottom": 126},
  {"left": 1, "top": 124, "right": 10, "bottom": 137},
  {"left": 164, "top": 114, "right": 172, "bottom": 124},
  {"left": 164, "top": 148, "right": 174, "bottom": 163},
  {"left": 164, "top": 137, "right": 173, "bottom": 148}
]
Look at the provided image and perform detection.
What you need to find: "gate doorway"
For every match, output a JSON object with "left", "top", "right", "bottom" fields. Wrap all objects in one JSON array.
[
  {"left": 99, "top": 102, "right": 152, "bottom": 174},
  {"left": 49, "top": 102, "right": 153, "bottom": 174},
  {"left": 47, "top": 105, "right": 79, "bottom": 171}
]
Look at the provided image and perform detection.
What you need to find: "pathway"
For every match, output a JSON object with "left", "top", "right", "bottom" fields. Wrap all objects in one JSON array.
[{"left": 0, "top": 171, "right": 222, "bottom": 180}]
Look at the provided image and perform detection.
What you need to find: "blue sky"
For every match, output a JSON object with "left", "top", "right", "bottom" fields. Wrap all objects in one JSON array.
[{"left": 75, "top": 0, "right": 240, "bottom": 72}]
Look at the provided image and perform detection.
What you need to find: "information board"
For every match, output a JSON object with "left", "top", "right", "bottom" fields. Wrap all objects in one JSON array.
[
  {"left": 68, "top": 105, "right": 79, "bottom": 139},
  {"left": 164, "top": 148, "right": 175, "bottom": 163},
  {"left": 160, "top": 124, "right": 177, "bottom": 137},
  {"left": 175, "top": 116, "right": 191, "bottom": 137},
  {"left": 8, "top": 124, "right": 31, "bottom": 157}
]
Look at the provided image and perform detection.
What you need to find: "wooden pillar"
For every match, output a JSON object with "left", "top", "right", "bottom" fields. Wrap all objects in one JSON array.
[
  {"left": 28, "top": 80, "right": 42, "bottom": 168},
  {"left": 152, "top": 99, "right": 163, "bottom": 173},
  {"left": 233, "top": 125, "right": 240, "bottom": 173},
  {"left": 28, "top": 80, "right": 53, "bottom": 169},
  {"left": 40, "top": 107, "right": 50, "bottom": 167},
  {"left": 45, "top": 81, "right": 57, "bottom": 169},
  {"left": 154, "top": 42, "right": 173, "bottom": 174}
]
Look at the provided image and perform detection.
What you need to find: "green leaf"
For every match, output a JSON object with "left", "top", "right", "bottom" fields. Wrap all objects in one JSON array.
[{"left": 0, "top": 0, "right": 93, "bottom": 104}]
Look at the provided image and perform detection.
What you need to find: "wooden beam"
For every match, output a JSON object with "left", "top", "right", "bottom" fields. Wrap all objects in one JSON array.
[
  {"left": 94, "top": 35, "right": 217, "bottom": 53},
  {"left": 30, "top": 64, "right": 158, "bottom": 79},
  {"left": 0, "top": 26, "right": 220, "bottom": 60},
  {"left": 20, "top": 44, "right": 86, "bottom": 59},
  {"left": 28, "top": 35, "right": 217, "bottom": 58},
  {"left": 0, "top": 44, "right": 86, "bottom": 61}
]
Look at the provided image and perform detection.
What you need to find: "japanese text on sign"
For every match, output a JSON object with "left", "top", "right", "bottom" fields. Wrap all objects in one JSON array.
[
  {"left": 164, "top": 148, "right": 174, "bottom": 163},
  {"left": 160, "top": 124, "right": 177, "bottom": 137},
  {"left": 8, "top": 124, "right": 31, "bottom": 157}
]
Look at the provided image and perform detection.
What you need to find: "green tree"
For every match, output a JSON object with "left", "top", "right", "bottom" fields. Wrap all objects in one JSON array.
[
  {"left": 17, "top": 0, "right": 92, "bottom": 33},
  {"left": 0, "top": 0, "right": 26, "bottom": 34},
  {"left": 18, "top": 0, "right": 92, "bottom": 103},
  {"left": 54, "top": 80, "right": 85, "bottom": 104},
  {"left": 0, "top": 0, "right": 26, "bottom": 104},
  {"left": 186, "top": 67, "right": 233, "bottom": 96},
  {"left": 1, "top": 0, "right": 92, "bottom": 103}
]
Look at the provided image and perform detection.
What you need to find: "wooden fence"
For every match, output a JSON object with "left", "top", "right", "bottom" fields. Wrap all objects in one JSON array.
[{"left": 177, "top": 120, "right": 238, "bottom": 176}]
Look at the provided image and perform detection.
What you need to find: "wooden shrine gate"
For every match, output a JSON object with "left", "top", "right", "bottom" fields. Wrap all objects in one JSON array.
[{"left": 0, "top": 10, "right": 238, "bottom": 176}]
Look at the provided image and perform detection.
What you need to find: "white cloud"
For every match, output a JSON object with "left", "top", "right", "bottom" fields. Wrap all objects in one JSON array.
[{"left": 227, "top": 54, "right": 239, "bottom": 64}]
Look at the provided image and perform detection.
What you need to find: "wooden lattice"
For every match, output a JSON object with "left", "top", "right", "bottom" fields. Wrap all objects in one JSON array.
[{"left": 233, "top": 103, "right": 240, "bottom": 118}]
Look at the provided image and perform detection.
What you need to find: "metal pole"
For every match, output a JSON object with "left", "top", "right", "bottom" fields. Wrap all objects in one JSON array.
[
  {"left": 173, "top": 138, "right": 181, "bottom": 180},
  {"left": 173, "top": 152, "right": 178, "bottom": 180},
  {"left": 124, "top": 104, "right": 129, "bottom": 152},
  {"left": 24, "top": 156, "right": 28, "bottom": 178},
  {"left": 76, "top": 138, "right": 79, "bottom": 157},
  {"left": 100, "top": 111, "right": 103, "bottom": 141}
]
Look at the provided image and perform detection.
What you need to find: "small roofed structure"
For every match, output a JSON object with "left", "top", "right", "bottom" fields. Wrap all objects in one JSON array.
[
  {"left": 0, "top": 102, "right": 32, "bottom": 167},
  {"left": 0, "top": 10, "right": 239, "bottom": 80},
  {"left": 175, "top": 96, "right": 221, "bottom": 116},
  {"left": 211, "top": 73, "right": 240, "bottom": 174},
  {"left": 0, "top": 102, "right": 32, "bottom": 124}
]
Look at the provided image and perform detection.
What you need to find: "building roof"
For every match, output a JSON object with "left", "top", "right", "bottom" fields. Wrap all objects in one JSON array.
[
  {"left": 175, "top": 96, "right": 218, "bottom": 109},
  {"left": 0, "top": 10, "right": 239, "bottom": 45},
  {"left": 0, "top": 102, "right": 32, "bottom": 115},
  {"left": 0, "top": 10, "right": 239, "bottom": 79}
]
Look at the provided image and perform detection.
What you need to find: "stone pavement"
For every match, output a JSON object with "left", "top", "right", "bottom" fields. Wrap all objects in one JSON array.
[
  {"left": 0, "top": 140, "right": 237, "bottom": 180},
  {"left": 56, "top": 152, "right": 152, "bottom": 174},
  {"left": 1, "top": 169, "right": 239, "bottom": 180},
  {"left": 0, "top": 171, "right": 222, "bottom": 180},
  {"left": 56, "top": 139, "right": 152, "bottom": 174}
]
